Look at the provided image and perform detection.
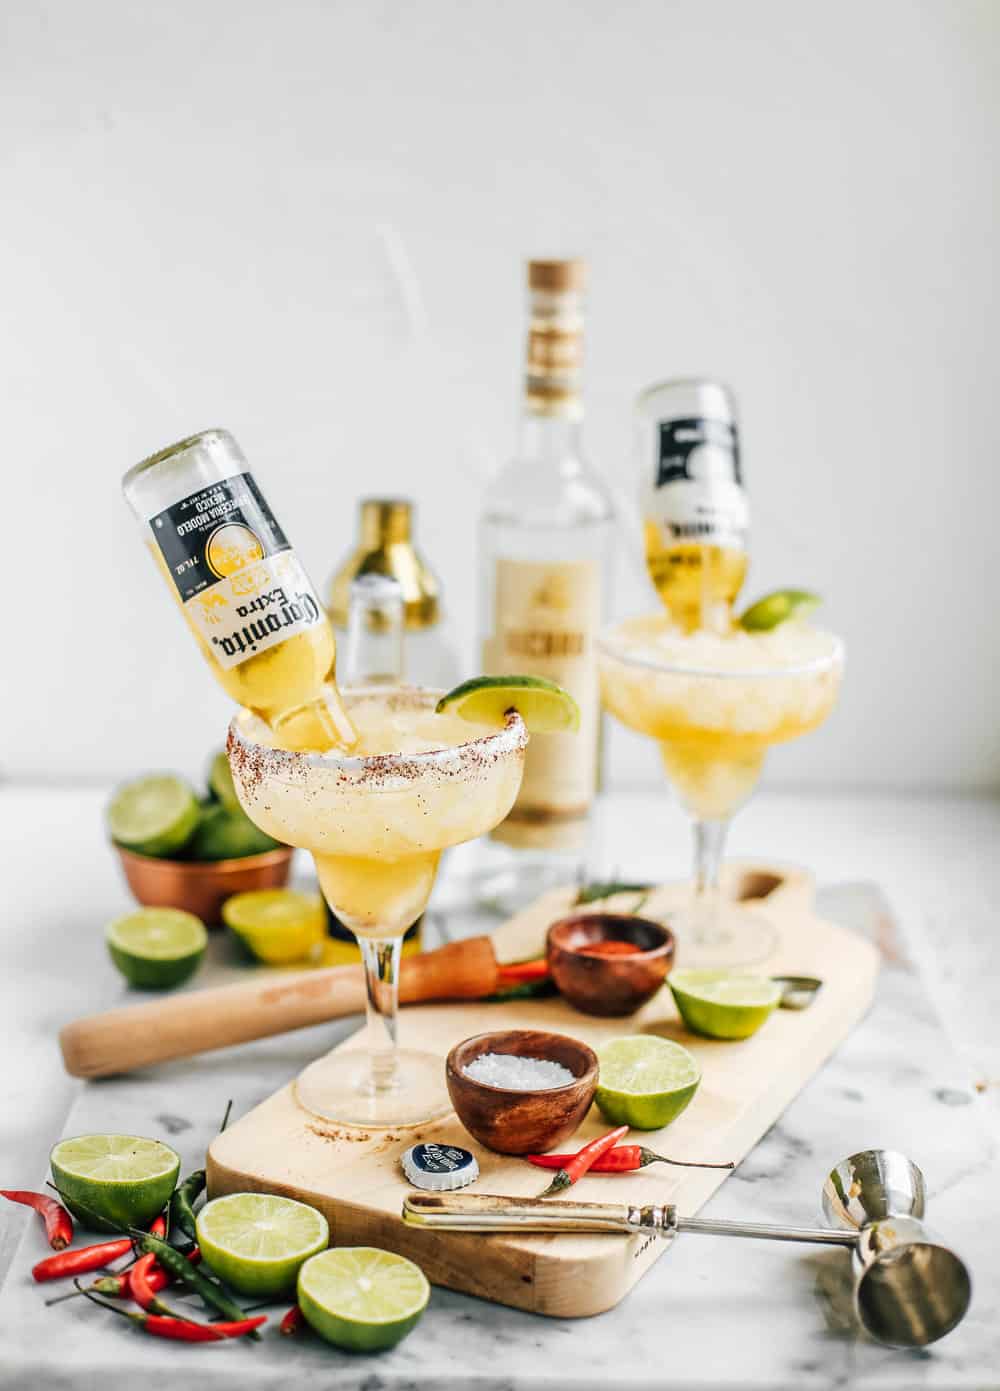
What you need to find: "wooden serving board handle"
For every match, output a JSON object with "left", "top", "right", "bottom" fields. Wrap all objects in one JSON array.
[{"left": 59, "top": 935, "right": 499, "bottom": 1079}]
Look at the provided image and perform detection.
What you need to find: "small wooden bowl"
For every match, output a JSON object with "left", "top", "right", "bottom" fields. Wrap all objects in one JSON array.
[
  {"left": 547, "top": 912, "right": 675, "bottom": 1017},
  {"left": 113, "top": 844, "right": 294, "bottom": 926},
  {"left": 446, "top": 1029, "right": 598, "bottom": 1155}
]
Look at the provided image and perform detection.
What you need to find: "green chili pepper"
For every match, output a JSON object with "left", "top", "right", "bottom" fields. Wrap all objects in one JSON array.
[
  {"left": 133, "top": 1230, "right": 258, "bottom": 1339},
  {"left": 169, "top": 1168, "right": 206, "bottom": 1243}
]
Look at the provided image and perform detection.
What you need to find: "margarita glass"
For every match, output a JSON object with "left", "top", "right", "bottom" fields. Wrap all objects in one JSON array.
[
  {"left": 598, "top": 616, "right": 843, "bottom": 965},
  {"left": 228, "top": 687, "right": 527, "bottom": 1126}
]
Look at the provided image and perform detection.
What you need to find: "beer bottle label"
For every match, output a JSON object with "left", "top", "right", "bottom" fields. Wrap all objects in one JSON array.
[
  {"left": 646, "top": 417, "right": 749, "bottom": 550},
  {"left": 149, "top": 472, "right": 325, "bottom": 670}
]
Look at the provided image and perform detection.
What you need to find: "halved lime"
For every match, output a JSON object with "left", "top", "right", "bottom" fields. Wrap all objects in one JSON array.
[
  {"left": 595, "top": 1035, "right": 701, "bottom": 1130},
  {"left": 208, "top": 750, "right": 241, "bottom": 812},
  {"left": 298, "top": 1247, "right": 429, "bottom": 1353},
  {"left": 669, "top": 969, "right": 781, "bottom": 1039},
  {"left": 50, "top": 1134, "right": 180, "bottom": 1233},
  {"left": 738, "top": 589, "right": 821, "bottom": 632},
  {"left": 186, "top": 803, "right": 280, "bottom": 860},
  {"left": 106, "top": 774, "right": 199, "bottom": 858},
  {"left": 436, "top": 675, "right": 580, "bottom": 733},
  {"left": 223, "top": 890, "right": 326, "bottom": 965},
  {"left": 106, "top": 908, "right": 207, "bottom": 989},
  {"left": 196, "top": 1193, "right": 329, "bottom": 1298}
]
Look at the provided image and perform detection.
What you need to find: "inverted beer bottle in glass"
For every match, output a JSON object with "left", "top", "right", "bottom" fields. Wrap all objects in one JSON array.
[{"left": 122, "top": 429, "right": 355, "bottom": 751}]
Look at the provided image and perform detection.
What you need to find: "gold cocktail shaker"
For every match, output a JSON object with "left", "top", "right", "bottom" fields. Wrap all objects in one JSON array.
[{"left": 327, "top": 498, "right": 439, "bottom": 632}]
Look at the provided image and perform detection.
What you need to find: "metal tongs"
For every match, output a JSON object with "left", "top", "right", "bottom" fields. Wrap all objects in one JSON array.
[{"left": 403, "top": 1149, "right": 971, "bottom": 1347}]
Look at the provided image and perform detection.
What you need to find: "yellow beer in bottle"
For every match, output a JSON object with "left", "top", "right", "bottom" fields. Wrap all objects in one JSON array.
[
  {"left": 637, "top": 379, "right": 749, "bottom": 634},
  {"left": 123, "top": 429, "right": 355, "bottom": 751}
]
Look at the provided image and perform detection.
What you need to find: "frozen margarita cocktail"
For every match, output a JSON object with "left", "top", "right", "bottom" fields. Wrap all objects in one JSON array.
[{"left": 598, "top": 615, "right": 843, "bottom": 964}]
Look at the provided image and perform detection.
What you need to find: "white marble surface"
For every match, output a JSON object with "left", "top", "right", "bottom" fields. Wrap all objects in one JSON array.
[{"left": 1, "top": 786, "right": 999, "bottom": 1388}]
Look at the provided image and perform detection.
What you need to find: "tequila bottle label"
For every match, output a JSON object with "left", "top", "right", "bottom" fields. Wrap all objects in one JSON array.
[
  {"left": 150, "top": 472, "right": 326, "bottom": 671},
  {"left": 484, "top": 556, "right": 600, "bottom": 833}
]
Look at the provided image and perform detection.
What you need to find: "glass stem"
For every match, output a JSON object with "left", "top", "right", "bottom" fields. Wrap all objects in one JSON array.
[
  {"left": 691, "top": 819, "right": 729, "bottom": 945},
  {"left": 358, "top": 936, "right": 402, "bottom": 1094}
]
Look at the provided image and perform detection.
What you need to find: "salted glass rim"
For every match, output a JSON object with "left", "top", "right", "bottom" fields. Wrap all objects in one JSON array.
[
  {"left": 596, "top": 622, "right": 845, "bottom": 681},
  {"left": 227, "top": 684, "right": 528, "bottom": 783}
]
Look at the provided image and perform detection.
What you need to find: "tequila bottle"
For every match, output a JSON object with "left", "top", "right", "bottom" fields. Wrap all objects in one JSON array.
[{"left": 478, "top": 259, "right": 614, "bottom": 896}]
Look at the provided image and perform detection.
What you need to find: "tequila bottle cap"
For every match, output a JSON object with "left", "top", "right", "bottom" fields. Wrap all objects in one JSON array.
[{"left": 401, "top": 1142, "right": 479, "bottom": 1191}]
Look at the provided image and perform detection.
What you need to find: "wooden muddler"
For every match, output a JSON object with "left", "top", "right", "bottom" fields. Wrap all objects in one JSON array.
[{"left": 59, "top": 936, "right": 499, "bottom": 1080}]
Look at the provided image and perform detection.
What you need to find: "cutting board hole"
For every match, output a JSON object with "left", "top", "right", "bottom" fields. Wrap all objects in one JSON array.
[{"left": 735, "top": 871, "right": 784, "bottom": 902}]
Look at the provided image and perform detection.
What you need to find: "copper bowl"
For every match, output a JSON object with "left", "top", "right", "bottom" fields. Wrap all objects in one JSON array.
[
  {"left": 113, "top": 844, "right": 294, "bottom": 925},
  {"left": 446, "top": 1029, "right": 598, "bottom": 1155},
  {"left": 547, "top": 912, "right": 675, "bottom": 1017}
]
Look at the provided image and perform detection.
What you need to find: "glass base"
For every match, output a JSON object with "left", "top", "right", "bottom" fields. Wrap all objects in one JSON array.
[
  {"left": 293, "top": 1049, "right": 452, "bottom": 1129},
  {"left": 669, "top": 902, "right": 779, "bottom": 969}
]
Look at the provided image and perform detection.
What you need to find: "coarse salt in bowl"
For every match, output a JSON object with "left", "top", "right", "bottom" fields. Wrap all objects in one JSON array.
[{"left": 445, "top": 1029, "right": 599, "bottom": 1156}]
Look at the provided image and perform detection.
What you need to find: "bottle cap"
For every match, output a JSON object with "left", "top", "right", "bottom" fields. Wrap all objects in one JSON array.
[
  {"left": 527, "top": 258, "right": 587, "bottom": 292},
  {"left": 401, "top": 1142, "right": 479, "bottom": 1191}
]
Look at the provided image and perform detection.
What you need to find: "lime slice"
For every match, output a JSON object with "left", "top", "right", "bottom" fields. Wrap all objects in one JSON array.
[
  {"left": 106, "top": 774, "right": 199, "bottom": 858},
  {"left": 50, "top": 1134, "right": 180, "bottom": 1233},
  {"left": 738, "top": 589, "right": 821, "bottom": 632},
  {"left": 196, "top": 1193, "right": 329, "bottom": 1298},
  {"left": 594, "top": 1035, "right": 701, "bottom": 1130},
  {"left": 669, "top": 968, "right": 782, "bottom": 1039},
  {"left": 298, "top": 1247, "right": 429, "bottom": 1353},
  {"left": 208, "top": 750, "right": 241, "bottom": 812},
  {"left": 223, "top": 890, "right": 326, "bottom": 965},
  {"left": 106, "top": 908, "right": 207, "bottom": 989},
  {"left": 186, "top": 803, "right": 280, "bottom": 860},
  {"left": 436, "top": 675, "right": 580, "bottom": 733}
]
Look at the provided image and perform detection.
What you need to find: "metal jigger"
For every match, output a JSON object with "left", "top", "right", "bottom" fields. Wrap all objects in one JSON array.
[
  {"left": 821, "top": 1149, "right": 971, "bottom": 1348},
  {"left": 403, "top": 1148, "right": 971, "bottom": 1347}
]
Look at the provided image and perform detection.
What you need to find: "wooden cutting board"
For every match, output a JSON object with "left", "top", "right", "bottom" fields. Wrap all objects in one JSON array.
[{"left": 207, "top": 864, "right": 878, "bottom": 1317}]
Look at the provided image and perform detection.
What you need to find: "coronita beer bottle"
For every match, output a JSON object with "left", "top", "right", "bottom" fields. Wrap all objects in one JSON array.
[
  {"left": 123, "top": 429, "right": 356, "bottom": 751},
  {"left": 637, "top": 379, "right": 749, "bottom": 634}
]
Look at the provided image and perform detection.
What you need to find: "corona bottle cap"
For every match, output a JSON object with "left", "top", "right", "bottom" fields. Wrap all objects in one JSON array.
[{"left": 401, "top": 1142, "right": 479, "bottom": 1191}]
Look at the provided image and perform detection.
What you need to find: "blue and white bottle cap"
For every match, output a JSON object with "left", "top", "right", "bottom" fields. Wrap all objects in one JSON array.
[{"left": 401, "top": 1142, "right": 479, "bottom": 1191}]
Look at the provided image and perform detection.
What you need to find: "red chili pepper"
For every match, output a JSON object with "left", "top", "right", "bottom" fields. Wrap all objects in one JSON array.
[
  {"left": 128, "top": 1252, "right": 188, "bottom": 1319},
  {"left": 33, "top": 1236, "right": 133, "bottom": 1283},
  {"left": 49, "top": 1246, "right": 202, "bottom": 1305},
  {"left": 32, "top": 1207, "right": 170, "bottom": 1284},
  {"left": 76, "top": 1280, "right": 265, "bottom": 1341},
  {"left": 280, "top": 1304, "right": 306, "bottom": 1335},
  {"left": 1, "top": 1190, "right": 73, "bottom": 1250},
  {"left": 495, "top": 959, "right": 550, "bottom": 984},
  {"left": 537, "top": 1125, "right": 629, "bottom": 1197},
  {"left": 148, "top": 1213, "right": 167, "bottom": 1239},
  {"left": 527, "top": 1145, "right": 735, "bottom": 1173}
]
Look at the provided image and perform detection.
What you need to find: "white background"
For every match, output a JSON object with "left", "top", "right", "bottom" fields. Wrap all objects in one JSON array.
[{"left": 2, "top": 0, "right": 998, "bottom": 790}]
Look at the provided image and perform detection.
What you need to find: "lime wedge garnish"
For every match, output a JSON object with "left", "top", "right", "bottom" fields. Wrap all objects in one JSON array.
[
  {"left": 738, "top": 589, "right": 821, "bottom": 632},
  {"left": 208, "top": 750, "right": 241, "bottom": 812},
  {"left": 222, "top": 890, "right": 326, "bottom": 965},
  {"left": 196, "top": 1193, "right": 329, "bottom": 1298},
  {"left": 50, "top": 1134, "right": 180, "bottom": 1233},
  {"left": 594, "top": 1036, "right": 701, "bottom": 1131},
  {"left": 436, "top": 675, "right": 580, "bottom": 733},
  {"left": 106, "top": 774, "right": 199, "bottom": 858},
  {"left": 187, "top": 803, "right": 280, "bottom": 860},
  {"left": 106, "top": 908, "right": 207, "bottom": 989},
  {"left": 298, "top": 1247, "right": 430, "bottom": 1352},
  {"left": 669, "top": 968, "right": 782, "bottom": 1039}
]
